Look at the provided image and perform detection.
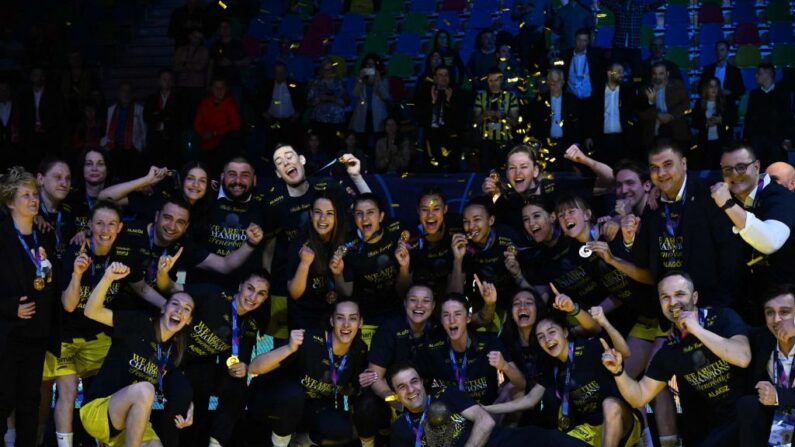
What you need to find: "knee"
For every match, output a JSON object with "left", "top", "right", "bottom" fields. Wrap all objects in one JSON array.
[
  {"left": 130, "top": 382, "right": 156, "bottom": 405},
  {"left": 602, "top": 397, "right": 625, "bottom": 421}
]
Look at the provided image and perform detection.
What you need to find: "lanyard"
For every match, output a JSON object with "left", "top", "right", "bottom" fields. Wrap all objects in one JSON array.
[
  {"left": 146, "top": 224, "right": 169, "bottom": 283},
  {"left": 467, "top": 228, "right": 496, "bottom": 255},
  {"left": 404, "top": 396, "right": 431, "bottom": 447},
  {"left": 416, "top": 224, "right": 426, "bottom": 251},
  {"left": 326, "top": 331, "right": 349, "bottom": 407},
  {"left": 88, "top": 238, "right": 112, "bottom": 285},
  {"left": 86, "top": 193, "right": 95, "bottom": 211},
  {"left": 671, "top": 308, "right": 707, "bottom": 343},
  {"left": 231, "top": 297, "right": 240, "bottom": 357},
  {"left": 156, "top": 342, "right": 172, "bottom": 395},
  {"left": 662, "top": 186, "right": 687, "bottom": 237},
  {"left": 39, "top": 197, "right": 62, "bottom": 248},
  {"left": 774, "top": 350, "right": 795, "bottom": 389},
  {"left": 588, "top": 225, "right": 598, "bottom": 242},
  {"left": 14, "top": 224, "right": 42, "bottom": 275},
  {"left": 554, "top": 342, "right": 575, "bottom": 418},
  {"left": 448, "top": 339, "right": 469, "bottom": 392}
]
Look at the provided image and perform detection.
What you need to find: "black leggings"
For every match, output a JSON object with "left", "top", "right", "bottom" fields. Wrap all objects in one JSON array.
[
  {"left": 151, "top": 369, "right": 193, "bottom": 447},
  {"left": 181, "top": 361, "right": 248, "bottom": 446},
  {"left": 248, "top": 375, "right": 366, "bottom": 444},
  {"left": 0, "top": 338, "right": 47, "bottom": 447}
]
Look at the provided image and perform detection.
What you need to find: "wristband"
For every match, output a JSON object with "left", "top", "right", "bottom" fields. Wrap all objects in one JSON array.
[
  {"left": 567, "top": 303, "right": 581, "bottom": 317},
  {"left": 612, "top": 365, "right": 624, "bottom": 376},
  {"left": 246, "top": 239, "right": 258, "bottom": 248},
  {"left": 720, "top": 198, "right": 736, "bottom": 210}
]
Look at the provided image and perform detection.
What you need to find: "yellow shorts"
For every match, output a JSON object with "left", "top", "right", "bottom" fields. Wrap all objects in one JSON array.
[
  {"left": 43, "top": 333, "right": 112, "bottom": 380},
  {"left": 565, "top": 411, "right": 642, "bottom": 447},
  {"left": 628, "top": 318, "right": 667, "bottom": 342},
  {"left": 80, "top": 395, "right": 159, "bottom": 446}
]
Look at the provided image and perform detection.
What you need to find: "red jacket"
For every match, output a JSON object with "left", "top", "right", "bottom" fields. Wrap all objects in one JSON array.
[{"left": 193, "top": 94, "right": 241, "bottom": 150}]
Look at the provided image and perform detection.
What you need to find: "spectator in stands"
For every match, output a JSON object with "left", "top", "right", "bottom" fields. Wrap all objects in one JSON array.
[
  {"left": 692, "top": 77, "right": 735, "bottom": 169},
  {"left": 473, "top": 68, "right": 519, "bottom": 171},
  {"left": 260, "top": 61, "right": 304, "bottom": 150},
  {"left": 496, "top": 43, "right": 523, "bottom": 92},
  {"left": 70, "top": 99, "right": 104, "bottom": 157},
  {"left": 699, "top": 40, "right": 745, "bottom": 107},
  {"left": 467, "top": 30, "right": 497, "bottom": 90},
  {"left": 0, "top": 78, "right": 19, "bottom": 170},
  {"left": 414, "top": 65, "right": 466, "bottom": 172},
  {"left": 193, "top": 77, "right": 241, "bottom": 176},
  {"left": 168, "top": 0, "right": 209, "bottom": 47},
  {"left": 374, "top": 116, "right": 410, "bottom": 174},
  {"left": 173, "top": 28, "right": 209, "bottom": 118},
  {"left": 144, "top": 68, "right": 185, "bottom": 169},
  {"left": 593, "top": 63, "right": 637, "bottom": 165},
  {"left": 60, "top": 50, "right": 98, "bottom": 126},
  {"left": 302, "top": 131, "right": 332, "bottom": 175},
  {"left": 552, "top": 0, "right": 595, "bottom": 53},
  {"left": 639, "top": 37, "right": 682, "bottom": 85},
  {"left": 513, "top": 0, "right": 553, "bottom": 71},
  {"left": 307, "top": 58, "right": 349, "bottom": 156},
  {"left": 333, "top": 130, "right": 370, "bottom": 176},
  {"left": 600, "top": 0, "right": 665, "bottom": 80},
  {"left": 561, "top": 28, "right": 604, "bottom": 150},
  {"left": 101, "top": 81, "right": 146, "bottom": 179},
  {"left": 418, "top": 51, "right": 443, "bottom": 88},
  {"left": 429, "top": 30, "right": 467, "bottom": 87},
  {"left": 767, "top": 162, "right": 795, "bottom": 191},
  {"left": 528, "top": 69, "right": 583, "bottom": 170},
  {"left": 638, "top": 62, "right": 689, "bottom": 151},
  {"left": 18, "top": 66, "right": 64, "bottom": 171},
  {"left": 349, "top": 54, "right": 390, "bottom": 149},
  {"left": 208, "top": 19, "right": 250, "bottom": 101},
  {"left": 712, "top": 143, "right": 795, "bottom": 316},
  {"left": 744, "top": 63, "right": 793, "bottom": 167}
]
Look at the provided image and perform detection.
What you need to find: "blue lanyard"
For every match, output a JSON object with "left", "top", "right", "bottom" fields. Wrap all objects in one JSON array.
[
  {"left": 231, "top": 297, "right": 240, "bottom": 357},
  {"left": 554, "top": 342, "right": 575, "bottom": 418},
  {"left": 467, "top": 228, "right": 496, "bottom": 254},
  {"left": 448, "top": 339, "right": 468, "bottom": 392},
  {"left": 326, "top": 331, "right": 349, "bottom": 405},
  {"left": 145, "top": 224, "right": 169, "bottom": 283},
  {"left": 85, "top": 193, "right": 95, "bottom": 211},
  {"left": 39, "top": 197, "right": 62, "bottom": 248},
  {"left": 774, "top": 349, "right": 795, "bottom": 389},
  {"left": 416, "top": 224, "right": 426, "bottom": 251},
  {"left": 404, "top": 396, "right": 431, "bottom": 447},
  {"left": 156, "top": 342, "right": 172, "bottom": 395},
  {"left": 89, "top": 237, "right": 112, "bottom": 285},
  {"left": 14, "top": 223, "right": 42, "bottom": 274},
  {"left": 663, "top": 186, "right": 686, "bottom": 237}
]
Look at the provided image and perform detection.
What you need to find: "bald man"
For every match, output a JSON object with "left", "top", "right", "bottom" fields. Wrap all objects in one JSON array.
[{"left": 767, "top": 162, "right": 795, "bottom": 191}]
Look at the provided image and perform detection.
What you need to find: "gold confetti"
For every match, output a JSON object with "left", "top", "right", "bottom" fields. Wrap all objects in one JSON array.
[{"left": 218, "top": 0, "right": 227, "bottom": 9}]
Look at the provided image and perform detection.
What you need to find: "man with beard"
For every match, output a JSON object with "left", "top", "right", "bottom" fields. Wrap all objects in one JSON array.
[
  {"left": 709, "top": 143, "right": 794, "bottom": 319},
  {"left": 600, "top": 271, "right": 751, "bottom": 447},
  {"left": 264, "top": 143, "right": 369, "bottom": 297}
]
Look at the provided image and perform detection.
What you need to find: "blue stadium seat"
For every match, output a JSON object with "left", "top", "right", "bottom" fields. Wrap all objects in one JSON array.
[
  {"left": 732, "top": 2, "right": 757, "bottom": 24},
  {"left": 330, "top": 33, "right": 359, "bottom": 58},
  {"left": 285, "top": 55, "right": 314, "bottom": 82},
  {"left": 277, "top": 14, "right": 304, "bottom": 41},
  {"left": 699, "top": 23, "right": 724, "bottom": 46},
  {"left": 768, "top": 22, "right": 795, "bottom": 44},
  {"left": 664, "top": 4, "right": 690, "bottom": 25},
  {"left": 471, "top": 0, "right": 492, "bottom": 13},
  {"left": 665, "top": 27, "right": 691, "bottom": 46},
  {"left": 340, "top": 13, "right": 366, "bottom": 35},
  {"left": 261, "top": 0, "right": 285, "bottom": 16},
  {"left": 740, "top": 67, "right": 757, "bottom": 91},
  {"left": 410, "top": 0, "right": 437, "bottom": 13},
  {"left": 499, "top": 11, "right": 520, "bottom": 35},
  {"left": 699, "top": 43, "right": 717, "bottom": 66},
  {"left": 395, "top": 32, "right": 422, "bottom": 55},
  {"left": 247, "top": 14, "right": 275, "bottom": 41},
  {"left": 595, "top": 26, "right": 614, "bottom": 48},
  {"left": 467, "top": 12, "right": 494, "bottom": 31},
  {"left": 642, "top": 11, "right": 657, "bottom": 26},
  {"left": 436, "top": 11, "right": 461, "bottom": 33},
  {"left": 318, "top": 0, "right": 342, "bottom": 15}
]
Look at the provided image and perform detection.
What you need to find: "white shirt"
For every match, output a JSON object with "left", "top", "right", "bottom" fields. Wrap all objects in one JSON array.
[
  {"left": 269, "top": 81, "right": 296, "bottom": 119},
  {"left": 762, "top": 83, "right": 776, "bottom": 94},
  {"left": 714, "top": 62, "right": 727, "bottom": 89},
  {"left": 550, "top": 95, "right": 563, "bottom": 138},
  {"left": 603, "top": 85, "right": 621, "bottom": 134},
  {"left": 568, "top": 52, "right": 591, "bottom": 99},
  {"left": 654, "top": 85, "right": 667, "bottom": 135},
  {"left": 732, "top": 174, "right": 792, "bottom": 254},
  {"left": 33, "top": 88, "right": 43, "bottom": 124},
  {"left": 217, "top": 186, "right": 252, "bottom": 203},
  {"left": 661, "top": 175, "right": 687, "bottom": 203},
  {"left": 0, "top": 101, "right": 10, "bottom": 126},
  {"left": 705, "top": 100, "right": 718, "bottom": 141},
  {"left": 157, "top": 91, "right": 170, "bottom": 131},
  {"left": 767, "top": 342, "right": 795, "bottom": 389}
]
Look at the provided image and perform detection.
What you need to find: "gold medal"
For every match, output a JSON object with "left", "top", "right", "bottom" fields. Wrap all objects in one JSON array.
[
  {"left": 325, "top": 291, "right": 338, "bottom": 304},
  {"left": 558, "top": 415, "right": 572, "bottom": 431},
  {"left": 226, "top": 355, "right": 240, "bottom": 368},
  {"left": 334, "top": 245, "right": 349, "bottom": 258},
  {"left": 33, "top": 277, "right": 45, "bottom": 291},
  {"left": 400, "top": 230, "right": 411, "bottom": 243},
  {"left": 507, "top": 244, "right": 518, "bottom": 256}
]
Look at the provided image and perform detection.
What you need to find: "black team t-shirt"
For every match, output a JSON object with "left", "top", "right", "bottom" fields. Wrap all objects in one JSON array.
[
  {"left": 654, "top": 200, "right": 685, "bottom": 271},
  {"left": 285, "top": 235, "right": 334, "bottom": 330},
  {"left": 389, "top": 385, "right": 475, "bottom": 447},
  {"left": 644, "top": 306, "right": 748, "bottom": 423},
  {"left": 60, "top": 240, "right": 144, "bottom": 339},
  {"left": 406, "top": 214, "right": 463, "bottom": 301},
  {"left": 84, "top": 310, "right": 176, "bottom": 404},
  {"left": 462, "top": 225, "right": 520, "bottom": 313},
  {"left": 539, "top": 336, "right": 621, "bottom": 427},
  {"left": 416, "top": 332, "right": 512, "bottom": 405},
  {"left": 341, "top": 221, "right": 405, "bottom": 322},
  {"left": 368, "top": 316, "right": 438, "bottom": 369},
  {"left": 39, "top": 202, "right": 77, "bottom": 261},
  {"left": 280, "top": 329, "right": 368, "bottom": 406},
  {"left": 181, "top": 284, "right": 259, "bottom": 363}
]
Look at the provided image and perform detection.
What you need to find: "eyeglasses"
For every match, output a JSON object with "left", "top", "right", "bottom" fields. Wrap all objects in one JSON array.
[{"left": 720, "top": 160, "right": 757, "bottom": 176}]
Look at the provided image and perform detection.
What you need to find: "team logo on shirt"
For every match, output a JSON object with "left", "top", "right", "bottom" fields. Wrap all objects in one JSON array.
[{"left": 128, "top": 353, "right": 159, "bottom": 382}]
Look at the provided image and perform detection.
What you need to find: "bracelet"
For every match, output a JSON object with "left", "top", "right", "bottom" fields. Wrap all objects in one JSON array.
[
  {"left": 612, "top": 365, "right": 624, "bottom": 377},
  {"left": 245, "top": 240, "right": 258, "bottom": 248},
  {"left": 567, "top": 303, "right": 581, "bottom": 317}
]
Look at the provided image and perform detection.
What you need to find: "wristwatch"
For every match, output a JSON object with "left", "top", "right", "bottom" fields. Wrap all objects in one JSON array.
[{"left": 720, "top": 198, "right": 736, "bottom": 210}]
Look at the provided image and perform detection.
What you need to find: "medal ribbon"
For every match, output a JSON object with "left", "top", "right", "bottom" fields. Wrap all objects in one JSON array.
[
  {"left": 156, "top": 342, "right": 172, "bottom": 396},
  {"left": 467, "top": 228, "right": 496, "bottom": 255},
  {"left": 39, "top": 198, "right": 62, "bottom": 249},
  {"left": 146, "top": 224, "right": 169, "bottom": 283},
  {"left": 672, "top": 308, "right": 707, "bottom": 343},
  {"left": 448, "top": 341, "right": 468, "bottom": 392},
  {"left": 775, "top": 352, "right": 795, "bottom": 389},
  {"left": 554, "top": 342, "right": 575, "bottom": 419},
  {"left": 405, "top": 396, "right": 431, "bottom": 447},
  {"left": 326, "top": 331, "right": 349, "bottom": 406},
  {"left": 231, "top": 296, "right": 240, "bottom": 358},
  {"left": 663, "top": 186, "right": 687, "bottom": 237},
  {"left": 89, "top": 237, "right": 112, "bottom": 286},
  {"left": 14, "top": 224, "right": 42, "bottom": 276}
]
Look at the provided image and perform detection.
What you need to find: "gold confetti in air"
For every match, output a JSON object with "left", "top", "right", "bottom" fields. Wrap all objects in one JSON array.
[
  {"left": 441, "top": 147, "right": 451, "bottom": 157},
  {"left": 289, "top": 83, "right": 296, "bottom": 88},
  {"left": 597, "top": 13, "right": 607, "bottom": 17},
  {"left": 218, "top": 0, "right": 227, "bottom": 9}
]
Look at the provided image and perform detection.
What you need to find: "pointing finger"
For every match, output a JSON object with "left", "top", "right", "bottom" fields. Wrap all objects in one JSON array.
[{"left": 549, "top": 282, "right": 560, "bottom": 296}]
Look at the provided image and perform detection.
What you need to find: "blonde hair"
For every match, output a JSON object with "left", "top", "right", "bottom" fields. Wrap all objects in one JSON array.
[{"left": 0, "top": 166, "right": 37, "bottom": 207}]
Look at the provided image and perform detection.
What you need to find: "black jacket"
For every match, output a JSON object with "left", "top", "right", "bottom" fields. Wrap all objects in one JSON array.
[
  {"left": 528, "top": 91, "right": 583, "bottom": 145},
  {"left": 259, "top": 79, "right": 306, "bottom": 120},
  {"left": 144, "top": 89, "right": 186, "bottom": 139},
  {"left": 699, "top": 62, "right": 745, "bottom": 104},
  {"left": 748, "top": 328, "right": 795, "bottom": 408},
  {"left": 591, "top": 81, "right": 638, "bottom": 138}
]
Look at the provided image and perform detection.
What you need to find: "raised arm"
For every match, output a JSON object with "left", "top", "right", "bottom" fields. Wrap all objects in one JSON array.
[
  {"left": 98, "top": 166, "right": 169, "bottom": 206},
  {"left": 85, "top": 262, "right": 131, "bottom": 326},
  {"left": 62, "top": 249, "right": 92, "bottom": 312},
  {"left": 461, "top": 403, "right": 496, "bottom": 447},
  {"left": 600, "top": 339, "right": 668, "bottom": 408},
  {"left": 589, "top": 308, "right": 631, "bottom": 358},
  {"left": 685, "top": 312, "right": 751, "bottom": 368},
  {"left": 341, "top": 153, "right": 371, "bottom": 193},
  {"left": 249, "top": 329, "right": 304, "bottom": 375},
  {"left": 484, "top": 383, "right": 545, "bottom": 414},
  {"left": 197, "top": 223, "right": 262, "bottom": 274}
]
